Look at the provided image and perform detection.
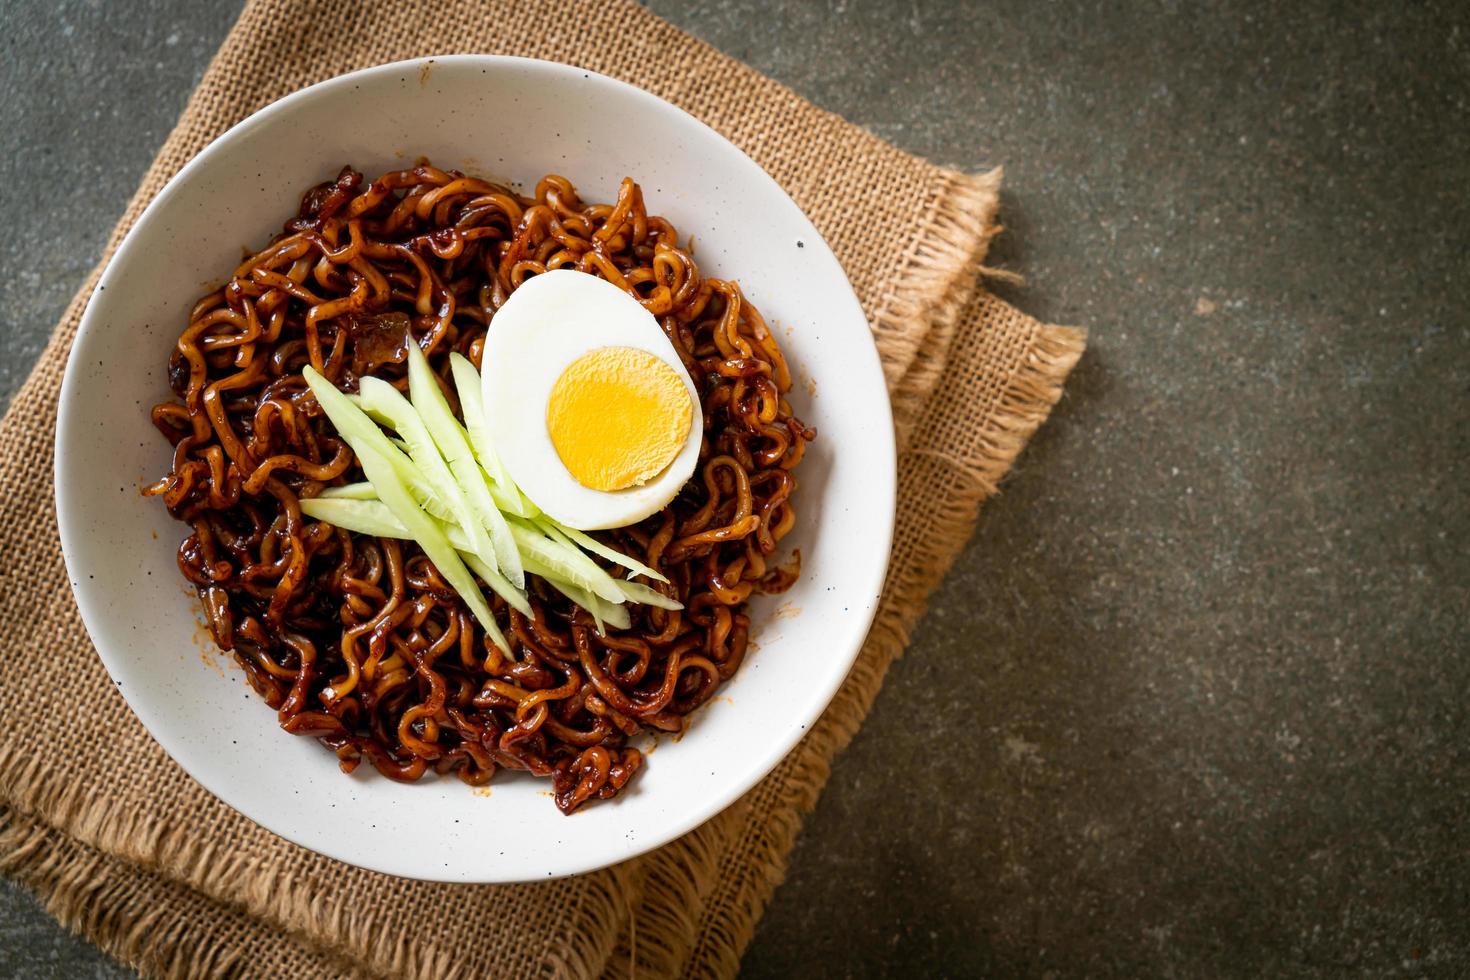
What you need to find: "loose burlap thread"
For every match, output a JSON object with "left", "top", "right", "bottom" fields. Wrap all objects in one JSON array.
[{"left": 0, "top": 1, "right": 1085, "bottom": 976}]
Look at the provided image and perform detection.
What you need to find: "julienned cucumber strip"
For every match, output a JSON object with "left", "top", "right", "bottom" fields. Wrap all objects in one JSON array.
[
  {"left": 556, "top": 581, "right": 631, "bottom": 633},
  {"left": 315, "top": 484, "right": 460, "bottom": 528},
  {"left": 506, "top": 520, "right": 625, "bottom": 604},
  {"left": 447, "top": 353, "right": 512, "bottom": 487},
  {"left": 303, "top": 366, "right": 452, "bottom": 518},
  {"left": 537, "top": 521, "right": 682, "bottom": 609},
  {"left": 458, "top": 549, "right": 535, "bottom": 619},
  {"left": 403, "top": 344, "right": 472, "bottom": 466},
  {"left": 406, "top": 343, "right": 525, "bottom": 589},
  {"left": 316, "top": 482, "right": 377, "bottom": 500},
  {"left": 615, "top": 579, "right": 684, "bottom": 611},
  {"left": 356, "top": 377, "right": 501, "bottom": 578},
  {"left": 539, "top": 518, "right": 669, "bottom": 584},
  {"left": 457, "top": 461, "right": 525, "bottom": 588},
  {"left": 301, "top": 498, "right": 532, "bottom": 618},
  {"left": 448, "top": 352, "right": 538, "bottom": 518},
  {"left": 454, "top": 526, "right": 629, "bottom": 630},
  {"left": 299, "top": 497, "right": 409, "bottom": 539},
  {"left": 540, "top": 573, "right": 606, "bottom": 634},
  {"left": 536, "top": 523, "right": 632, "bottom": 602},
  {"left": 350, "top": 443, "right": 511, "bottom": 655},
  {"left": 522, "top": 552, "right": 632, "bottom": 632},
  {"left": 305, "top": 496, "right": 670, "bottom": 619},
  {"left": 446, "top": 354, "right": 508, "bottom": 485},
  {"left": 313, "top": 487, "right": 455, "bottom": 540},
  {"left": 474, "top": 464, "right": 527, "bottom": 587},
  {"left": 301, "top": 498, "right": 636, "bottom": 630},
  {"left": 486, "top": 478, "right": 533, "bottom": 519}
]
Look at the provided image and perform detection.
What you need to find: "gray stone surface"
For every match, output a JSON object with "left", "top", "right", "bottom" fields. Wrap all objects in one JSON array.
[{"left": 2, "top": 0, "right": 1466, "bottom": 977}]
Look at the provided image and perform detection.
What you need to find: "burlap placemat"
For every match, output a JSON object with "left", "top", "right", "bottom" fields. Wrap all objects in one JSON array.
[{"left": 0, "top": 1, "right": 1085, "bottom": 976}]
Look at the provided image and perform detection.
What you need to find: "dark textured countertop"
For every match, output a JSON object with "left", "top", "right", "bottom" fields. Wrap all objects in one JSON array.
[{"left": 2, "top": 1, "right": 1466, "bottom": 977}]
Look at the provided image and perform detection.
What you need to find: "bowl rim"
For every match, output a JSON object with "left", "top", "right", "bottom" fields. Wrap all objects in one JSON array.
[{"left": 55, "top": 53, "right": 896, "bottom": 882}]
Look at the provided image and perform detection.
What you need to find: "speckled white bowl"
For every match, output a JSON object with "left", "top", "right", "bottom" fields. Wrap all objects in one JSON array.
[{"left": 56, "top": 55, "right": 894, "bottom": 883}]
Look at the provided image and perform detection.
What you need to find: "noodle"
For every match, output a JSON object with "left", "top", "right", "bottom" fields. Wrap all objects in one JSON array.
[{"left": 144, "top": 163, "right": 814, "bottom": 813}]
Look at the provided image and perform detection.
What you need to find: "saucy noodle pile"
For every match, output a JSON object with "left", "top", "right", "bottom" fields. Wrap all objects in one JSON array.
[{"left": 145, "top": 164, "right": 813, "bottom": 813}]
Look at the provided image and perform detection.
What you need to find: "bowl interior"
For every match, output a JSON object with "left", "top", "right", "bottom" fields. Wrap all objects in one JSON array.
[{"left": 57, "top": 55, "right": 894, "bottom": 882}]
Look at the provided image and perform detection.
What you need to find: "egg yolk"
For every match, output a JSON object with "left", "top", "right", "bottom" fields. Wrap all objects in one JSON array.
[{"left": 546, "top": 347, "right": 694, "bottom": 492}]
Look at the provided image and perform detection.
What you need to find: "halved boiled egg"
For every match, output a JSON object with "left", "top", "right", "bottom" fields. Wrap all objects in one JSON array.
[{"left": 481, "top": 269, "right": 702, "bottom": 530}]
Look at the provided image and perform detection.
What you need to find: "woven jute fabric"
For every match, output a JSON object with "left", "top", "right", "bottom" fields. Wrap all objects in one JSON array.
[{"left": 0, "top": 1, "right": 1085, "bottom": 976}]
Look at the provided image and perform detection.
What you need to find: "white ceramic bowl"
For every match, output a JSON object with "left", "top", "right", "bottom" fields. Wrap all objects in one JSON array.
[{"left": 57, "top": 56, "right": 894, "bottom": 883}]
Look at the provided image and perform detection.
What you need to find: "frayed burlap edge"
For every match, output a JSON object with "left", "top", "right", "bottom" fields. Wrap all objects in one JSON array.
[
  {"left": 614, "top": 315, "right": 1087, "bottom": 980},
  {"left": 722, "top": 327, "right": 1085, "bottom": 977},
  {"left": 1, "top": 727, "right": 646, "bottom": 979},
  {"left": 0, "top": 806, "right": 373, "bottom": 980},
  {"left": 878, "top": 168, "right": 1004, "bottom": 451},
  {"left": 0, "top": 809, "right": 246, "bottom": 980}
]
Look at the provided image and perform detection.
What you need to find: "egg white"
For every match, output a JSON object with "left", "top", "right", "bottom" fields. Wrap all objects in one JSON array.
[{"left": 480, "top": 269, "right": 703, "bottom": 531}]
